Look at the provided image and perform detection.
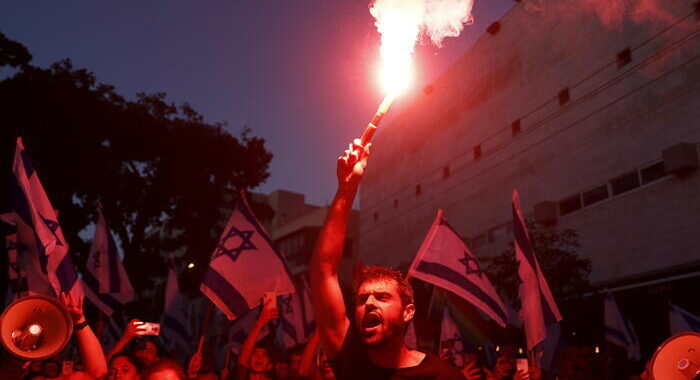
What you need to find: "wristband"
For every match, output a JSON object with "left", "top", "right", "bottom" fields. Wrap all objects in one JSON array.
[{"left": 75, "top": 320, "right": 89, "bottom": 331}]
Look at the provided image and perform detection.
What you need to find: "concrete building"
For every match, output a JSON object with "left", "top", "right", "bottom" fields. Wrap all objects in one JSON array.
[
  {"left": 358, "top": 0, "right": 700, "bottom": 355},
  {"left": 254, "top": 189, "right": 359, "bottom": 283}
]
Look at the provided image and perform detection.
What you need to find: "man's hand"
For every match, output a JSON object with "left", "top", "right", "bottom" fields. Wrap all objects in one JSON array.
[
  {"left": 60, "top": 292, "right": 85, "bottom": 325},
  {"left": 122, "top": 319, "right": 142, "bottom": 340},
  {"left": 259, "top": 296, "right": 279, "bottom": 325},
  {"left": 461, "top": 362, "right": 483, "bottom": 380},
  {"left": 336, "top": 139, "right": 370, "bottom": 194}
]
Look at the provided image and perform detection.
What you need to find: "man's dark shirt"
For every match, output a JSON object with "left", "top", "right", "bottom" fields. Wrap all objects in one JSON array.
[{"left": 331, "top": 328, "right": 466, "bottom": 380}]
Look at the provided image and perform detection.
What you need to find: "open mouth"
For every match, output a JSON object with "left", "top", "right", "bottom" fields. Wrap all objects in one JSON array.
[{"left": 362, "top": 313, "right": 382, "bottom": 331}]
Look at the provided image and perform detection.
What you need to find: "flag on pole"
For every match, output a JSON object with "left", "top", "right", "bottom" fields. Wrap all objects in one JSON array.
[
  {"left": 11, "top": 138, "right": 82, "bottom": 298},
  {"left": 407, "top": 209, "right": 508, "bottom": 327},
  {"left": 276, "top": 291, "right": 307, "bottom": 349},
  {"left": 669, "top": 303, "right": 700, "bottom": 334},
  {"left": 604, "top": 291, "right": 640, "bottom": 361},
  {"left": 84, "top": 208, "right": 134, "bottom": 315},
  {"left": 201, "top": 193, "right": 295, "bottom": 320},
  {"left": 404, "top": 320, "right": 418, "bottom": 349},
  {"left": 513, "top": 190, "right": 562, "bottom": 350},
  {"left": 440, "top": 305, "right": 470, "bottom": 368},
  {"left": 161, "top": 257, "right": 192, "bottom": 358}
]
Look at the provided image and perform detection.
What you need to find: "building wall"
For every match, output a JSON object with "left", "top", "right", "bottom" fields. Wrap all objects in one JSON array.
[{"left": 358, "top": 0, "right": 700, "bottom": 285}]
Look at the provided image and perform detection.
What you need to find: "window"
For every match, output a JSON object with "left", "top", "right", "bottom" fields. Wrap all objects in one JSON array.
[
  {"left": 610, "top": 171, "right": 640, "bottom": 196},
  {"left": 582, "top": 184, "right": 609, "bottom": 206},
  {"left": 559, "top": 194, "right": 582, "bottom": 216},
  {"left": 393, "top": 199, "right": 399, "bottom": 208},
  {"left": 640, "top": 161, "right": 666, "bottom": 184},
  {"left": 443, "top": 166, "right": 451, "bottom": 179},
  {"left": 512, "top": 119, "right": 521, "bottom": 136},
  {"left": 373, "top": 212, "right": 378, "bottom": 222},
  {"left": 474, "top": 145, "right": 482, "bottom": 160},
  {"left": 415, "top": 184, "right": 422, "bottom": 196},
  {"left": 558, "top": 88, "right": 570, "bottom": 106},
  {"left": 617, "top": 48, "right": 632, "bottom": 68}
]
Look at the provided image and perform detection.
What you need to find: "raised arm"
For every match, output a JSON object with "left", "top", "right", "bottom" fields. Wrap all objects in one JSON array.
[
  {"left": 236, "top": 295, "right": 278, "bottom": 369},
  {"left": 310, "top": 139, "right": 370, "bottom": 358},
  {"left": 297, "top": 331, "right": 320, "bottom": 378},
  {"left": 106, "top": 318, "right": 141, "bottom": 361},
  {"left": 60, "top": 293, "right": 108, "bottom": 379}
]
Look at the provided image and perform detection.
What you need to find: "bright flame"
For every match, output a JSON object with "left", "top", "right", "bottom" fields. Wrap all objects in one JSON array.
[
  {"left": 187, "top": 262, "right": 195, "bottom": 269},
  {"left": 28, "top": 324, "right": 42, "bottom": 335},
  {"left": 370, "top": 0, "right": 474, "bottom": 97}
]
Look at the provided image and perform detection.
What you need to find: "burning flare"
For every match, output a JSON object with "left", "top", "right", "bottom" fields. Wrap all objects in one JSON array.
[{"left": 361, "top": 0, "right": 474, "bottom": 145}]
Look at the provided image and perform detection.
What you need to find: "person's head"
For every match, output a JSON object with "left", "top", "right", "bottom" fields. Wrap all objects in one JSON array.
[
  {"left": 141, "top": 359, "right": 186, "bottom": 380},
  {"left": 133, "top": 339, "right": 160, "bottom": 368},
  {"left": 288, "top": 344, "right": 304, "bottom": 375},
  {"left": 353, "top": 265, "right": 415, "bottom": 347},
  {"left": 493, "top": 345, "right": 517, "bottom": 379},
  {"left": 315, "top": 351, "right": 335, "bottom": 380},
  {"left": 273, "top": 360, "right": 291, "bottom": 380},
  {"left": 250, "top": 344, "right": 272, "bottom": 373},
  {"left": 108, "top": 353, "right": 142, "bottom": 380},
  {"left": 41, "top": 360, "right": 61, "bottom": 378}
]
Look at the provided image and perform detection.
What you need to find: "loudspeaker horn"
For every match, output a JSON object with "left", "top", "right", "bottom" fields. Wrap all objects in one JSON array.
[
  {"left": 0, "top": 295, "right": 73, "bottom": 360},
  {"left": 650, "top": 332, "right": 700, "bottom": 380}
]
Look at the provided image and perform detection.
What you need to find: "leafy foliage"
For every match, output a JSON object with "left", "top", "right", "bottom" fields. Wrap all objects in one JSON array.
[
  {"left": 484, "top": 220, "right": 591, "bottom": 307},
  {"left": 0, "top": 33, "right": 274, "bottom": 301}
]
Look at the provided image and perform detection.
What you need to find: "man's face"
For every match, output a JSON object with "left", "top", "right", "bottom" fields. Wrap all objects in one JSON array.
[
  {"left": 134, "top": 341, "right": 159, "bottom": 367},
  {"left": 354, "top": 279, "right": 413, "bottom": 346},
  {"left": 250, "top": 347, "right": 271, "bottom": 373}
]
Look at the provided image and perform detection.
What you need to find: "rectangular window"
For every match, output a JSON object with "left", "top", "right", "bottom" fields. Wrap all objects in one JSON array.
[
  {"left": 474, "top": 145, "right": 482, "bottom": 160},
  {"left": 617, "top": 48, "right": 632, "bottom": 68},
  {"left": 610, "top": 171, "right": 640, "bottom": 196},
  {"left": 559, "top": 194, "right": 582, "bottom": 216},
  {"left": 640, "top": 161, "right": 666, "bottom": 184},
  {"left": 373, "top": 212, "right": 378, "bottom": 222},
  {"left": 558, "top": 88, "right": 570, "bottom": 106},
  {"left": 443, "top": 166, "right": 451, "bottom": 179},
  {"left": 511, "top": 119, "right": 521, "bottom": 136},
  {"left": 582, "top": 184, "right": 609, "bottom": 206},
  {"left": 415, "top": 184, "right": 422, "bottom": 196},
  {"left": 393, "top": 199, "right": 399, "bottom": 208}
]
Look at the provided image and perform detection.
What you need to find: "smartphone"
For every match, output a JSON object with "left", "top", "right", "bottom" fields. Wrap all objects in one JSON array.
[
  {"left": 516, "top": 358, "right": 529, "bottom": 378},
  {"left": 135, "top": 322, "right": 161, "bottom": 336}
]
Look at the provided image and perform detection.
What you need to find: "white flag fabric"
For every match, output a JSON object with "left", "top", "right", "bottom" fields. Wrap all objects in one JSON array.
[
  {"left": 513, "top": 190, "right": 562, "bottom": 350},
  {"left": 277, "top": 291, "right": 307, "bottom": 349},
  {"left": 12, "top": 138, "right": 82, "bottom": 298},
  {"left": 604, "top": 291, "right": 640, "bottom": 361},
  {"left": 84, "top": 208, "right": 134, "bottom": 315},
  {"left": 440, "top": 306, "right": 467, "bottom": 368},
  {"left": 161, "top": 257, "right": 192, "bottom": 357},
  {"left": 407, "top": 209, "right": 508, "bottom": 327},
  {"left": 404, "top": 320, "right": 418, "bottom": 349},
  {"left": 201, "top": 194, "right": 295, "bottom": 320},
  {"left": 669, "top": 303, "right": 700, "bottom": 335}
]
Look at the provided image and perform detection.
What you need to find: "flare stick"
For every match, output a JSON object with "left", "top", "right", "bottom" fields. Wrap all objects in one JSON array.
[{"left": 360, "top": 94, "right": 395, "bottom": 146}]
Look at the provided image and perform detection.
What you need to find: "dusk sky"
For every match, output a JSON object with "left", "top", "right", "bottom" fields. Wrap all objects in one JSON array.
[{"left": 1, "top": 0, "right": 514, "bottom": 206}]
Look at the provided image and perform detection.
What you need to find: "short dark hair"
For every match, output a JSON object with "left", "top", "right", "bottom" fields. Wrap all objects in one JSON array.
[
  {"left": 141, "top": 359, "right": 186, "bottom": 380},
  {"left": 109, "top": 353, "right": 143, "bottom": 373},
  {"left": 354, "top": 265, "right": 414, "bottom": 306}
]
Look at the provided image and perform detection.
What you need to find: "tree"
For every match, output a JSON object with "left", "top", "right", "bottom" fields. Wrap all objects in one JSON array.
[
  {"left": 0, "top": 33, "right": 274, "bottom": 306},
  {"left": 484, "top": 221, "right": 591, "bottom": 307}
]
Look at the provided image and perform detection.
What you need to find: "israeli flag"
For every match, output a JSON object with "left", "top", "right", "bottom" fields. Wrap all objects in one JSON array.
[
  {"left": 201, "top": 193, "right": 295, "bottom": 320},
  {"left": 669, "top": 303, "right": 700, "bottom": 334},
  {"left": 440, "top": 305, "right": 469, "bottom": 368},
  {"left": 604, "top": 291, "right": 640, "bottom": 361},
  {"left": 84, "top": 208, "right": 134, "bottom": 315},
  {"left": 277, "top": 282, "right": 315, "bottom": 349},
  {"left": 11, "top": 138, "right": 82, "bottom": 298},
  {"left": 161, "top": 257, "right": 192, "bottom": 358},
  {"left": 513, "top": 190, "right": 562, "bottom": 350},
  {"left": 407, "top": 209, "right": 508, "bottom": 328}
]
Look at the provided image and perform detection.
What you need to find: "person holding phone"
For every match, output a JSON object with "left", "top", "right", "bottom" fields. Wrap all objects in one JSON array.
[{"left": 232, "top": 294, "right": 279, "bottom": 380}]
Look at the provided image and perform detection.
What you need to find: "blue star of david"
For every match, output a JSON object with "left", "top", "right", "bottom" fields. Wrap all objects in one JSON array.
[
  {"left": 280, "top": 295, "right": 293, "bottom": 313},
  {"left": 458, "top": 252, "right": 483, "bottom": 279},
  {"left": 40, "top": 214, "right": 63, "bottom": 246},
  {"left": 214, "top": 227, "right": 256, "bottom": 261}
]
